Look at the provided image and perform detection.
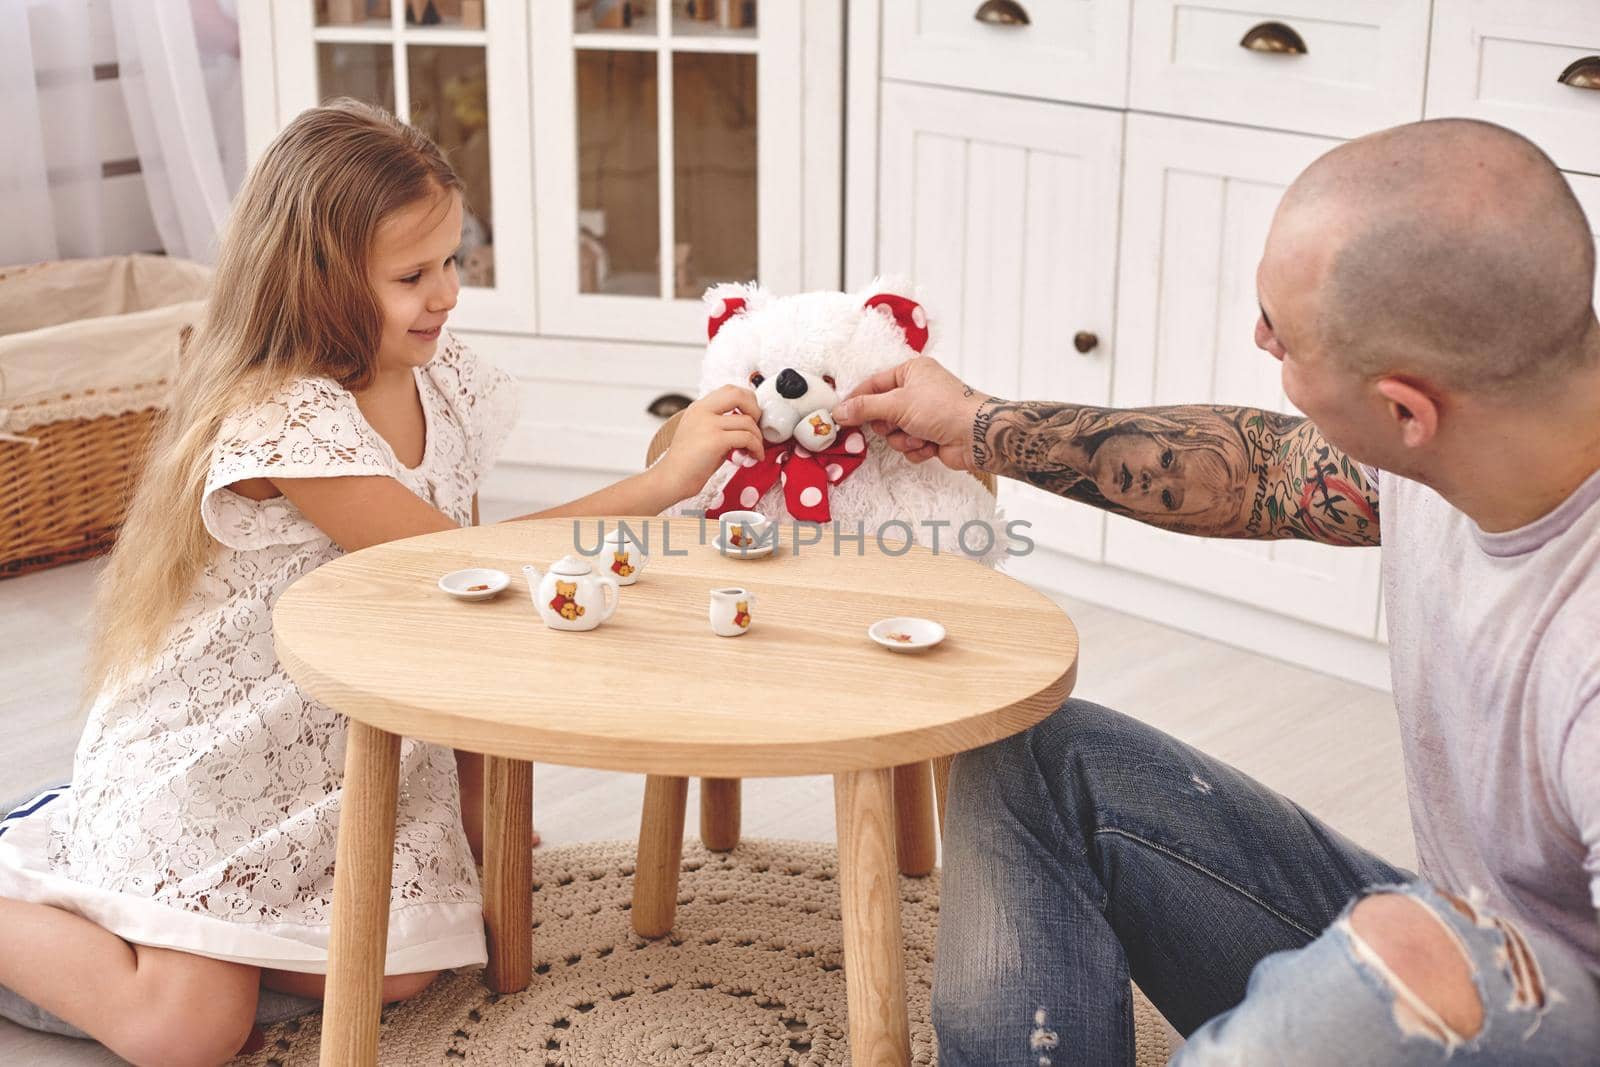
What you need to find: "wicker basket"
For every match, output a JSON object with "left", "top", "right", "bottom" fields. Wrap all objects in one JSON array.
[
  {"left": 0, "top": 256, "right": 208, "bottom": 579},
  {"left": 1, "top": 404, "right": 167, "bottom": 578}
]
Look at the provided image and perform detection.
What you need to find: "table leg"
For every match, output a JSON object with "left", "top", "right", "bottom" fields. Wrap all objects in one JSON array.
[
  {"left": 632, "top": 774, "right": 688, "bottom": 938},
  {"left": 892, "top": 762, "right": 937, "bottom": 877},
  {"left": 834, "top": 768, "right": 911, "bottom": 1065},
  {"left": 483, "top": 756, "right": 533, "bottom": 993},
  {"left": 931, "top": 755, "right": 953, "bottom": 838},
  {"left": 322, "top": 722, "right": 401, "bottom": 1067},
  {"left": 699, "top": 777, "right": 741, "bottom": 852}
]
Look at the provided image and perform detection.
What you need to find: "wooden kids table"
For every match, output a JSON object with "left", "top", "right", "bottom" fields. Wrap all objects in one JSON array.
[{"left": 273, "top": 516, "right": 1078, "bottom": 1066}]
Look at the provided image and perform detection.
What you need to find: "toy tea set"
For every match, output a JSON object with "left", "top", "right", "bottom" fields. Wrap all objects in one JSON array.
[
  {"left": 436, "top": 514, "right": 779, "bottom": 640},
  {"left": 437, "top": 279, "right": 988, "bottom": 651}
]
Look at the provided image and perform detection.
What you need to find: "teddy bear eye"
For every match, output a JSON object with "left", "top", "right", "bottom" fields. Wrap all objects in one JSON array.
[
  {"left": 748, "top": 371, "right": 765, "bottom": 388},
  {"left": 823, "top": 374, "right": 836, "bottom": 388}
]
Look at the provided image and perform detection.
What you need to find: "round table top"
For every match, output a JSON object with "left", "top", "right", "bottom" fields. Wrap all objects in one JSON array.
[{"left": 273, "top": 517, "right": 1078, "bottom": 776}]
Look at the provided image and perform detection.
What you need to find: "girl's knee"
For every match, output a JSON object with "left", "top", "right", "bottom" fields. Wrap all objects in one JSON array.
[
  {"left": 382, "top": 969, "right": 441, "bottom": 1003},
  {"left": 114, "top": 951, "right": 258, "bottom": 1067}
]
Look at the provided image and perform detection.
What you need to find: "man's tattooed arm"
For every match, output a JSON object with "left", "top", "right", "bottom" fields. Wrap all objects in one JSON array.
[{"left": 971, "top": 398, "right": 1381, "bottom": 546}]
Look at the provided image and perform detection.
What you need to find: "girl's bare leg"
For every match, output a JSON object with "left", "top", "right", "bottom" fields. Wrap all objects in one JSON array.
[
  {"left": 262, "top": 966, "right": 442, "bottom": 1003},
  {"left": 0, "top": 896, "right": 449, "bottom": 1065},
  {"left": 0, "top": 896, "right": 259, "bottom": 1067},
  {"left": 456, "top": 749, "right": 540, "bottom": 855}
]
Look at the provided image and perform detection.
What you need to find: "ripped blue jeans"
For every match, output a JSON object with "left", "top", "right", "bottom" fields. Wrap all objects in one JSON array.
[{"left": 932, "top": 700, "right": 1600, "bottom": 1065}]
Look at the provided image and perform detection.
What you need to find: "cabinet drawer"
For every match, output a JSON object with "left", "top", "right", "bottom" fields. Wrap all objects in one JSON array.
[
  {"left": 1426, "top": 0, "right": 1600, "bottom": 176},
  {"left": 1129, "top": 0, "right": 1429, "bottom": 139},
  {"left": 881, "top": 0, "right": 1130, "bottom": 108}
]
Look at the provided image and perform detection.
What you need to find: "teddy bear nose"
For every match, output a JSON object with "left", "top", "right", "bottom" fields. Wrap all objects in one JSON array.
[{"left": 775, "top": 368, "right": 808, "bottom": 400}]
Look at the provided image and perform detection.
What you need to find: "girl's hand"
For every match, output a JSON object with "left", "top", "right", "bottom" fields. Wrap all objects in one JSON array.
[{"left": 655, "top": 385, "right": 764, "bottom": 499}]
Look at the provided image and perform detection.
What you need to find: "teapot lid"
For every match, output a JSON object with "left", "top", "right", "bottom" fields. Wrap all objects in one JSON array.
[{"left": 548, "top": 553, "right": 593, "bottom": 576}]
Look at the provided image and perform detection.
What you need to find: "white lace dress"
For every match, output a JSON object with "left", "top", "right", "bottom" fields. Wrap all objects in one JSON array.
[{"left": 0, "top": 332, "right": 516, "bottom": 974}]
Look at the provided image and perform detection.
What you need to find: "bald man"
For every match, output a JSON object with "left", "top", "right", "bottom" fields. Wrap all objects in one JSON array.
[{"left": 833, "top": 119, "right": 1600, "bottom": 1064}]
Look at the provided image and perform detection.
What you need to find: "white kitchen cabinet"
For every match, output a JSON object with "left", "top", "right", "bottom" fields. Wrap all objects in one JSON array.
[
  {"left": 881, "top": 0, "right": 1131, "bottom": 109},
  {"left": 1129, "top": 0, "right": 1431, "bottom": 140},
  {"left": 529, "top": 0, "right": 835, "bottom": 343},
  {"left": 1108, "top": 113, "right": 1383, "bottom": 637},
  {"left": 1425, "top": 0, "right": 1600, "bottom": 176},
  {"left": 249, "top": 1, "right": 839, "bottom": 345},
  {"left": 876, "top": 81, "right": 1123, "bottom": 561}
]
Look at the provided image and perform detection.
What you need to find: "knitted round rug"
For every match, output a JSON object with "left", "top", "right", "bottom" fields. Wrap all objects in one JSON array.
[{"left": 238, "top": 839, "right": 1175, "bottom": 1065}]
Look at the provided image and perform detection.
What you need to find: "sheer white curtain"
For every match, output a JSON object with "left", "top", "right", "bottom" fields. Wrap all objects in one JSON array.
[
  {"left": 0, "top": 0, "right": 244, "bottom": 267},
  {"left": 0, "top": 0, "right": 100, "bottom": 265}
]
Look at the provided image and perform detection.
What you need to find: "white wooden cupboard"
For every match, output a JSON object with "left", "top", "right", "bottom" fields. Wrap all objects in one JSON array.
[
  {"left": 875, "top": 82, "right": 1122, "bottom": 564},
  {"left": 851, "top": 0, "right": 1600, "bottom": 689}
]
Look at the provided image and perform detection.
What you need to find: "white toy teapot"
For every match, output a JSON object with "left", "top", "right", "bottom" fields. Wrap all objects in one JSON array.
[{"left": 522, "top": 555, "right": 619, "bottom": 631}]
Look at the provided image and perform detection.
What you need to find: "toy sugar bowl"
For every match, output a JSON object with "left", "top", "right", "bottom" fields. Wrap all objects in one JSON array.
[
  {"left": 523, "top": 555, "right": 619, "bottom": 632},
  {"left": 602, "top": 526, "right": 650, "bottom": 586},
  {"left": 709, "top": 586, "right": 758, "bottom": 637}
]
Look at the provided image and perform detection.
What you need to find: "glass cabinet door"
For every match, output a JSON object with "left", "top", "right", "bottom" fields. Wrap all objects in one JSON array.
[
  {"left": 272, "top": 0, "right": 535, "bottom": 332},
  {"left": 534, "top": 0, "right": 804, "bottom": 342}
]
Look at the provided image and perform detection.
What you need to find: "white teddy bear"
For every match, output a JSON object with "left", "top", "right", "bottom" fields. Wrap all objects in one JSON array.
[{"left": 668, "top": 279, "right": 1004, "bottom": 565}]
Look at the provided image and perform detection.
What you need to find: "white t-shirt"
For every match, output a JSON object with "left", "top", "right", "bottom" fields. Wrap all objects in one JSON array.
[{"left": 1381, "top": 464, "right": 1600, "bottom": 975}]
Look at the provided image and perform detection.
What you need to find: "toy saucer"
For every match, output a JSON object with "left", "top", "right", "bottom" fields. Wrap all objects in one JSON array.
[
  {"left": 713, "top": 534, "right": 776, "bottom": 559},
  {"left": 438, "top": 567, "right": 510, "bottom": 601},
  {"left": 868, "top": 617, "right": 945, "bottom": 652}
]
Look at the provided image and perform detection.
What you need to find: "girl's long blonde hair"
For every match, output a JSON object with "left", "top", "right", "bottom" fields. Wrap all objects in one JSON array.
[{"left": 87, "top": 99, "right": 462, "bottom": 698}]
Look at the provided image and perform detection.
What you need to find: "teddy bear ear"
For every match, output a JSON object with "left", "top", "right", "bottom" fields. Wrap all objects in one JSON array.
[
  {"left": 703, "top": 282, "right": 766, "bottom": 341},
  {"left": 863, "top": 292, "right": 930, "bottom": 354},
  {"left": 706, "top": 296, "right": 747, "bottom": 340}
]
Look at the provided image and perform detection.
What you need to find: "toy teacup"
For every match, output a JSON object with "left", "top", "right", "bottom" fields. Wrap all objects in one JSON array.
[{"left": 718, "top": 510, "right": 772, "bottom": 553}]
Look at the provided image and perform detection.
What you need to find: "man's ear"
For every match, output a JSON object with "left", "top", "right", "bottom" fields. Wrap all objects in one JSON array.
[{"left": 1375, "top": 377, "right": 1441, "bottom": 449}]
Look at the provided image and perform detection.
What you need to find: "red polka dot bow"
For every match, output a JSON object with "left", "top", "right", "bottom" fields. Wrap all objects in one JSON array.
[{"left": 704, "top": 430, "right": 870, "bottom": 523}]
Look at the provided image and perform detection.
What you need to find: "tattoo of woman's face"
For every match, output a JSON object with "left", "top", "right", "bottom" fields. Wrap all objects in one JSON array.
[
  {"left": 1080, "top": 426, "right": 1243, "bottom": 525},
  {"left": 1088, "top": 434, "right": 1184, "bottom": 512}
]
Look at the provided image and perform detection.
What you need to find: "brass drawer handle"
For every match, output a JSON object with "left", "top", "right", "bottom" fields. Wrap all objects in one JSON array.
[
  {"left": 1558, "top": 56, "right": 1600, "bottom": 90},
  {"left": 647, "top": 393, "right": 691, "bottom": 418},
  {"left": 1239, "top": 21, "right": 1307, "bottom": 55},
  {"left": 974, "top": 0, "right": 1030, "bottom": 27},
  {"left": 1073, "top": 331, "right": 1099, "bottom": 354}
]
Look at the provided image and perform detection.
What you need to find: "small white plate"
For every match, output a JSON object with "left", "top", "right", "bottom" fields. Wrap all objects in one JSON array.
[
  {"left": 438, "top": 567, "right": 510, "bottom": 602},
  {"left": 712, "top": 533, "right": 776, "bottom": 559},
  {"left": 868, "top": 617, "right": 946, "bottom": 652}
]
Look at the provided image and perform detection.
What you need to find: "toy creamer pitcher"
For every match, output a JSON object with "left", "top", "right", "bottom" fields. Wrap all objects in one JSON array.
[{"left": 522, "top": 555, "right": 619, "bottom": 631}]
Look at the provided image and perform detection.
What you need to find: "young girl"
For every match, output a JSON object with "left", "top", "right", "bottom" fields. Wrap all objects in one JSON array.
[{"left": 0, "top": 100, "right": 760, "bottom": 1066}]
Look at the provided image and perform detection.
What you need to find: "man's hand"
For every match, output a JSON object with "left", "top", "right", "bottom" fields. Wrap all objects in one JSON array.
[{"left": 831, "top": 357, "right": 993, "bottom": 472}]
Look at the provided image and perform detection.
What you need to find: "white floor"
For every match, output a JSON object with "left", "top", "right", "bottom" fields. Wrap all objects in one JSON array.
[{"left": 0, "top": 509, "right": 1412, "bottom": 1064}]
